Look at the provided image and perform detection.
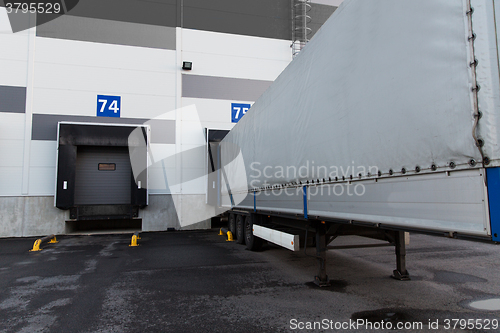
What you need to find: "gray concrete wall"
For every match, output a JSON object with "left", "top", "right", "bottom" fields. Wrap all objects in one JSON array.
[
  {"left": 142, "top": 194, "right": 213, "bottom": 231},
  {"left": 0, "top": 196, "right": 68, "bottom": 238},
  {"left": 0, "top": 194, "right": 213, "bottom": 238},
  {"left": 139, "top": 194, "right": 180, "bottom": 231},
  {"left": 136, "top": 194, "right": 212, "bottom": 231},
  {"left": 176, "top": 194, "right": 214, "bottom": 230}
]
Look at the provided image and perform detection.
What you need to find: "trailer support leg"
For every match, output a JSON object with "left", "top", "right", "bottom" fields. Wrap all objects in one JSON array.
[
  {"left": 314, "top": 224, "right": 331, "bottom": 287},
  {"left": 392, "top": 231, "right": 410, "bottom": 281}
]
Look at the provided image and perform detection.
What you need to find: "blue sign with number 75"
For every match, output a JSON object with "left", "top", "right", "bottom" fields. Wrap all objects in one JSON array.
[
  {"left": 97, "top": 95, "right": 121, "bottom": 118},
  {"left": 231, "top": 103, "right": 251, "bottom": 123}
]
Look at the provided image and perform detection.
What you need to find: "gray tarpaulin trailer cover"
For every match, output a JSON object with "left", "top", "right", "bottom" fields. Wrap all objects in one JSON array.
[{"left": 219, "top": 0, "right": 500, "bottom": 241}]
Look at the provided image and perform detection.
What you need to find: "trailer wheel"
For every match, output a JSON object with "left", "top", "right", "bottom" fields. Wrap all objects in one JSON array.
[
  {"left": 228, "top": 213, "right": 236, "bottom": 237},
  {"left": 236, "top": 215, "right": 245, "bottom": 244},
  {"left": 245, "top": 215, "right": 263, "bottom": 251}
]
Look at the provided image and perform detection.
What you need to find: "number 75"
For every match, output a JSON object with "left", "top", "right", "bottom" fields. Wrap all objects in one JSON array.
[{"left": 234, "top": 106, "right": 249, "bottom": 119}]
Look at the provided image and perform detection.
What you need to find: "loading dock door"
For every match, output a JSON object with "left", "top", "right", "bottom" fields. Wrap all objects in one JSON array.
[
  {"left": 74, "top": 146, "right": 131, "bottom": 205},
  {"left": 206, "top": 129, "right": 229, "bottom": 206}
]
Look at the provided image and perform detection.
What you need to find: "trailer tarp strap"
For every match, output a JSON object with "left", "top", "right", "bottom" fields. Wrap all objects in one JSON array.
[{"left": 303, "top": 186, "right": 308, "bottom": 219}]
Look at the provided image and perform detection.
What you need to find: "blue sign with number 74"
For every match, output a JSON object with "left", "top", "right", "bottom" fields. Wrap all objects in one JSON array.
[
  {"left": 97, "top": 95, "right": 121, "bottom": 118},
  {"left": 231, "top": 103, "right": 251, "bottom": 123}
]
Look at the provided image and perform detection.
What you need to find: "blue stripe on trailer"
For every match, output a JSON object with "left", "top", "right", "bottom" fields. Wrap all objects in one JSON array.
[
  {"left": 487, "top": 167, "right": 500, "bottom": 242},
  {"left": 303, "top": 186, "right": 308, "bottom": 219},
  {"left": 254, "top": 191, "right": 256, "bottom": 212}
]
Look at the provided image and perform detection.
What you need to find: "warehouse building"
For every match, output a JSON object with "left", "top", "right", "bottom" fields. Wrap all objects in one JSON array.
[{"left": 0, "top": 0, "right": 340, "bottom": 237}]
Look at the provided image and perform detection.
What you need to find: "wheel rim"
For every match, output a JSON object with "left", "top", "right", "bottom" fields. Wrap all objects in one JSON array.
[
  {"left": 229, "top": 215, "right": 235, "bottom": 233},
  {"left": 237, "top": 216, "right": 243, "bottom": 239}
]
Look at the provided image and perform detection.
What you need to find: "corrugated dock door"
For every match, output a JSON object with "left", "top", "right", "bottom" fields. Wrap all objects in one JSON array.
[{"left": 74, "top": 146, "right": 131, "bottom": 205}]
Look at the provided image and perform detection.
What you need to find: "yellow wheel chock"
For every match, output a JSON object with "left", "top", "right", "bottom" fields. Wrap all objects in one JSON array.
[
  {"left": 218, "top": 228, "right": 234, "bottom": 242},
  {"left": 30, "top": 235, "right": 58, "bottom": 252},
  {"left": 129, "top": 232, "right": 141, "bottom": 247}
]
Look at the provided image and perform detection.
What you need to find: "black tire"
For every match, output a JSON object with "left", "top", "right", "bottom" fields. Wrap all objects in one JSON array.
[
  {"left": 236, "top": 215, "right": 245, "bottom": 244},
  {"left": 245, "top": 215, "right": 263, "bottom": 251},
  {"left": 228, "top": 213, "right": 236, "bottom": 237}
]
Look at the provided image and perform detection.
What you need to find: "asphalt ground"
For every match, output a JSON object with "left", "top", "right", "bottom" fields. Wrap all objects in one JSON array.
[{"left": 0, "top": 230, "right": 499, "bottom": 333}]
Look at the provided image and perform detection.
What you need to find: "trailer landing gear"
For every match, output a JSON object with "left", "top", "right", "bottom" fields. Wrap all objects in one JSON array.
[
  {"left": 312, "top": 225, "right": 410, "bottom": 285},
  {"left": 392, "top": 231, "right": 410, "bottom": 281},
  {"left": 314, "top": 223, "right": 331, "bottom": 287}
]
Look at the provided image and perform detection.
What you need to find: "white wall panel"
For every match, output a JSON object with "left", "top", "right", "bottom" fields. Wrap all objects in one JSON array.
[
  {"left": 177, "top": 107, "right": 209, "bottom": 193},
  {"left": 35, "top": 37, "right": 177, "bottom": 73},
  {"left": 32, "top": 88, "right": 97, "bottom": 116},
  {"left": 0, "top": 167, "right": 22, "bottom": 196},
  {"left": 148, "top": 143, "right": 178, "bottom": 195},
  {"left": 180, "top": 124, "right": 205, "bottom": 145},
  {"left": 0, "top": 8, "right": 13, "bottom": 33},
  {"left": 0, "top": 10, "right": 29, "bottom": 58},
  {"left": 181, "top": 29, "right": 291, "bottom": 81},
  {"left": 150, "top": 143, "right": 176, "bottom": 168},
  {"left": 33, "top": 63, "right": 176, "bottom": 97},
  {"left": 147, "top": 166, "right": 173, "bottom": 194},
  {"left": 201, "top": 121, "right": 235, "bottom": 132},
  {"left": 28, "top": 167, "right": 56, "bottom": 195},
  {"left": 180, "top": 170, "right": 206, "bottom": 194},
  {"left": 179, "top": 144, "right": 206, "bottom": 167},
  {"left": 0, "top": 8, "right": 29, "bottom": 87},
  {"left": 32, "top": 36, "right": 177, "bottom": 119},
  {"left": 182, "top": 28, "right": 292, "bottom": 61},
  {"left": 148, "top": 144, "right": 178, "bottom": 194},
  {"left": 0, "top": 60, "right": 28, "bottom": 87},
  {"left": 122, "top": 95, "right": 176, "bottom": 120},
  {"left": 30, "top": 141, "right": 57, "bottom": 167},
  {"left": 0, "top": 140, "right": 24, "bottom": 167},
  {"left": 181, "top": 51, "right": 290, "bottom": 81},
  {"left": 32, "top": 88, "right": 176, "bottom": 119},
  {"left": 0, "top": 113, "right": 25, "bottom": 140},
  {"left": 182, "top": 98, "right": 252, "bottom": 124},
  {"left": 0, "top": 33, "right": 29, "bottom": 60}
]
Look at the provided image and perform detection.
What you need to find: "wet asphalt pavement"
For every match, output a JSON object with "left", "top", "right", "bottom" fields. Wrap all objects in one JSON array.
[{"left": 0, "top": 230, "right": 499, "bottom": 332}]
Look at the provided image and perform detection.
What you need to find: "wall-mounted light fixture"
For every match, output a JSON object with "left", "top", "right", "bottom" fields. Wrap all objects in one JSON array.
[{"left": 182, "top": 61, "right": 192, "bottom": 70}]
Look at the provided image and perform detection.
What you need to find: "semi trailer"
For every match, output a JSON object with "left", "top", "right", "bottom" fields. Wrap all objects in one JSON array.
[{"left": 214, "top": 0, "right": 500, "bottom": 286}]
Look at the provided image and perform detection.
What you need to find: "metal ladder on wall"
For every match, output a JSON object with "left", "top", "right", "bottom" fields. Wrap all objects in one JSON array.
[{"left": 291, "top": 0, "right": 312, "bottom": 58}]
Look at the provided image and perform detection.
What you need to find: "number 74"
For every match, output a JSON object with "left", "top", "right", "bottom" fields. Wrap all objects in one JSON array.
[{"left": 98, "top": 99, "right": 119, "bottom": 113}]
